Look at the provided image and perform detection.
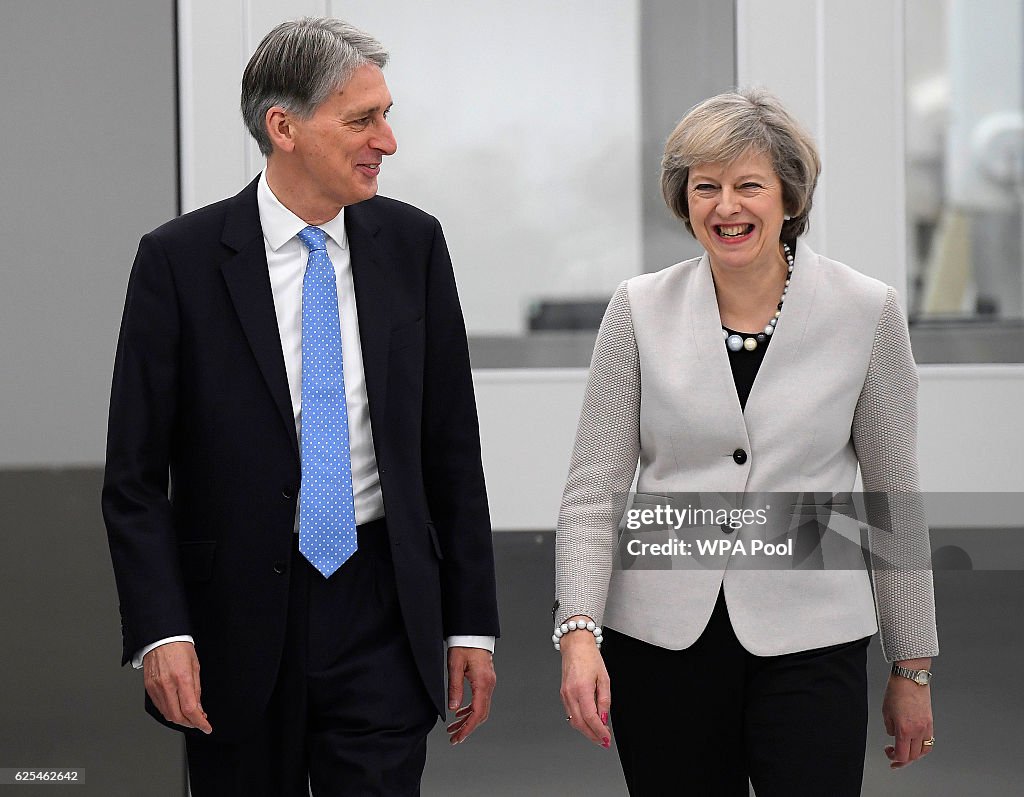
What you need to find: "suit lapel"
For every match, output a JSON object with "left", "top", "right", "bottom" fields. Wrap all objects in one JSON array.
[
  {"left": 219, "top": 178, "right": 300, "bottom": 460},
  {"left": 346, "top": 201, "right": 393, "bottom": 429}
]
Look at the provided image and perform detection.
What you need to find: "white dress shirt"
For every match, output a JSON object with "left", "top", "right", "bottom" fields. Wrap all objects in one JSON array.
[
  {"left": 133, "top": 173, "right": 493, "bottom": 666},
  {"left": 260, "top": 172, "right": 384, "bottom": 524}
]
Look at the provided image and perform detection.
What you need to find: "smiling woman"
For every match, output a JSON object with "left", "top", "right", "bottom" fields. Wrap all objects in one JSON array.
[
  {"left": 554, "top": 89, "right": 939, "bottom": 795},
  {"left": 661, "top": 91, "right": 819, "bottom": 337}
]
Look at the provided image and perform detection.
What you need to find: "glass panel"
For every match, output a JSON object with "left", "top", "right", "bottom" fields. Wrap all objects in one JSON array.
[
  {"left": 345, "top": 1, "right": 734, "bottom": 366},
  {"left": 905, "top": 0, "right": 1024, "bottom": 362}
]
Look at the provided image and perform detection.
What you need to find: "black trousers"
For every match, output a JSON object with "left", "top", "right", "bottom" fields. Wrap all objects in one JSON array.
[
  {"left": 185, "top": 520, "right": 438, "bottom": 797},
  {"left": 601, "top": 589, "right": 869, "bottom": 797}
]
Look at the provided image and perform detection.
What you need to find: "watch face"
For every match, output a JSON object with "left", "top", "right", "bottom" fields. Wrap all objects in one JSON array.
[{"left": 914, "top": 671, "right": 930, "bottom": 685}]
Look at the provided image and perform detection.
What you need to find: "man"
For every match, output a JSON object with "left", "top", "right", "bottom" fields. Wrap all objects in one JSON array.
[{"left": 102, "top": 17, "right": 499, "bottom": 795}]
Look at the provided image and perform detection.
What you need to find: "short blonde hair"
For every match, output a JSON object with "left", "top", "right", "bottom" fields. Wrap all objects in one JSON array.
[{"left": 661, "top": 88, "right": 821, "bottom": 240}]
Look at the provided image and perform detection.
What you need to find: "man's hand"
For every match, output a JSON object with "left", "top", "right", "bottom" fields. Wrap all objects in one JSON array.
[
  {"left": 882, "top": 662, "right": 933, "bottom": 769},
  {"left": 445, "top": 646, "right": 496, "bottom": 745},
  {"left": 143, "top": 641, "right": 212, "bottom": 734}
]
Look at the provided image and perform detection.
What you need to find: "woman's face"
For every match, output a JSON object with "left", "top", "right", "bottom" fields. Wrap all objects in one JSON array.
[{"left": 687, "top": 150, "right": 787, "bottom": 274}]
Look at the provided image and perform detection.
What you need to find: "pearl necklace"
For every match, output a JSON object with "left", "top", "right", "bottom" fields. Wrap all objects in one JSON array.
[{"left": 722, "top": 242, "right": 794, "bottom": 352}]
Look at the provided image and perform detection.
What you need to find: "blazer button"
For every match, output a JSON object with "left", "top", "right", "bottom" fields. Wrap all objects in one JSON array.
[
  {"left": 282, "top": 487, "right": 296, "bottom": 500},
  {"left": 732, "top": 448, "right": 748, "bottom": 465},
  {"left": 720, "top": 523, "right": 734, "bottom": 534},
  {"left": 273, "top": 561, "right": 287, "bottom": 575}
]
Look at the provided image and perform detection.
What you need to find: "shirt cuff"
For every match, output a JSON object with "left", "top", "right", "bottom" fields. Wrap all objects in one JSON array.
[
  {"left": 445, "top": 635, "right": 495, "bottom": 653},
  {"left": 131, "top": 636, "right": 195, "bottom": 669}
]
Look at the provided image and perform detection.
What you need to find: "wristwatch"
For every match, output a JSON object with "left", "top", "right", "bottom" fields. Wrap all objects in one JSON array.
[{"left": 891, "top": 663, "right": 932, "bottom": 685}]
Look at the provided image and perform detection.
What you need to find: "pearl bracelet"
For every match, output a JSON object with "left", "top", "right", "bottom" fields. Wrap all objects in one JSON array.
[{"left": 552, "top": 619, "right": 603, "bottom": 651}]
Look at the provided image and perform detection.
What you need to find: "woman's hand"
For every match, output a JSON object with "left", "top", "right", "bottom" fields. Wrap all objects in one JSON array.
[
  {"left": 882, "top": 660, "right": 934, "bottom": 768},
  {"left": 558, "top": 616, "right": 611, "bottom": 749}
]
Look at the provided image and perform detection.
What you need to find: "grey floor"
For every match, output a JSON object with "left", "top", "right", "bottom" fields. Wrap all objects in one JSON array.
[
  {"left": 2, "top": 469, "right": 1022, "bottom": 795},
  {"left": 422, "top": 535, "right": 1024, "bottom": 796}
]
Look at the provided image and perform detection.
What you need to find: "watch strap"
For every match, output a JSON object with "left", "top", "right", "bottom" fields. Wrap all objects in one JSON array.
[{"left": 891, "top": 663, "right": 932, "bottom": 685}]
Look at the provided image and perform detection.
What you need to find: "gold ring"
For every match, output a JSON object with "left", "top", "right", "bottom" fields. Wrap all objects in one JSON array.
[{"left": 923, "top": 737, "right": 935, "bottom": 747}]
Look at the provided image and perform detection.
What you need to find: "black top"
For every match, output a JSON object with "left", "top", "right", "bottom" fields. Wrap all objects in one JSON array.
[
  {"left": 721, "top": 240, "right": 793, "bottom": 409},
  {"left": 723, "top": 327, "right": 769, "bottom": 411}
]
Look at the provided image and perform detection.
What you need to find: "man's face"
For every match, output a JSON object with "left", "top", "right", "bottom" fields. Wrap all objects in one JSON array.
[{"left": 288, "top": 63, "right": 397, "bottom": 210}]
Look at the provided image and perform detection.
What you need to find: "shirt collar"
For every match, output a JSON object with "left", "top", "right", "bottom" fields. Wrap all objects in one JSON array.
[{"left": 257, "top": 171, "right": 349, "bottom": 252}]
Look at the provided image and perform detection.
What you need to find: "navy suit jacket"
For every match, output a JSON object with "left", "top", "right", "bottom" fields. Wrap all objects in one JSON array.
[{"left": 102, "top": 178, "right": 499, "bottom": 739}]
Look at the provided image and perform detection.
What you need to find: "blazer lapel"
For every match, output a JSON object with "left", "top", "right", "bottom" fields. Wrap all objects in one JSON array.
[
  {"left": 219, "top": 179, "right": 300, "bottom": 459},
  {"left": 690, "top": 254, "right": 748, "bottom": 421},
  {"left": 346, "top": 201, "right": 393, "bottom": 428},
  {"left": 742, "top": 240, "right": 820, "bottom": 413},
  {"left": 689, "top": 244, "right": 821, "bottom": 420}
]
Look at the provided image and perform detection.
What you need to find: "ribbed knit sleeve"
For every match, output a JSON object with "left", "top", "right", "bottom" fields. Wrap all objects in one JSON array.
[
  {"left": 554, "top": 282, "right": 641, "bottom": 626},
  {"left": 852, "top": 287, "right": 939, "bottom": 661}
]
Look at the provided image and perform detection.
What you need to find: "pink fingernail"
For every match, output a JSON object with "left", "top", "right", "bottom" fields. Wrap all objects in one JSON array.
[
  {"left": 602, "top": 738, "right": 610, "bottom": 749},
  {"left": 601, "top": 712, "right": 608, "bottom": 725}
]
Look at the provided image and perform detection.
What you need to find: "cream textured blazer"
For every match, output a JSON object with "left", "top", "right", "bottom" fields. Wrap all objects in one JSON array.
[{"left": 555, "top": 242, "right": 938, "bottom": 661}]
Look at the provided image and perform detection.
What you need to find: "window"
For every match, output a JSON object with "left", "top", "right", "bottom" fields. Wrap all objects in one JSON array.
[{"left": 905, "top": 0, "right": 1024, "bottom": 362}]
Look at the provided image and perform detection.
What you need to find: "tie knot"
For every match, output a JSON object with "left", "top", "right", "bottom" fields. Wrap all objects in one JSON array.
[{"left": 297, "top": 226, "right": 328, "bottom": 252}]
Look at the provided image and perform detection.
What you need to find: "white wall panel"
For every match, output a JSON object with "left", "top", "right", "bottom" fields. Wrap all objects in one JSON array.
[
  {"left": 473, "top": 366, "right": 1024, "bottom": 530},
  {"left": 473, "top": 370, "right": 587, "bottom": 530},
  {"left": 735, "top": 1, "right": 821, "bottom": 145},
  {"left": 820, "top": 0, "right": 906, "bottom": 280},
  {"left": 736, "top": 0, "right": 905, "bottom": 283},
  {"left": 917, "top": 366, "right": 1024, "bottom": 493},
  {"left": 178, "top": 0, "right": 251, "bottom": 211}
]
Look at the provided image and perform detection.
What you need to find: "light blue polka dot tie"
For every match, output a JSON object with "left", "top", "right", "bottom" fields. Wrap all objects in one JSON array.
[{"left": 297, "top": 226, "right": 357, "bottom": 578}]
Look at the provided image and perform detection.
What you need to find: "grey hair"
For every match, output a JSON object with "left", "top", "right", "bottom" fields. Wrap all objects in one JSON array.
[
  {"left": 241, "top": 17, "right": 389, "bottom": 156},
  {"left": 661, "top": 88, "right": 821, "bottom": 240}
]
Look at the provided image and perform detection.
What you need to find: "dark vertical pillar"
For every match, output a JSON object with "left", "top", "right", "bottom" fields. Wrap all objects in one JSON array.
[{"left": 640, "top": 0, "right": 737, "bottom": 271}]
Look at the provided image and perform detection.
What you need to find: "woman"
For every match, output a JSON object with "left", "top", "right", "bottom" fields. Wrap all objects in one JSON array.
[{"left": 554, "top": 89, "right": 937, "bottom": 795}]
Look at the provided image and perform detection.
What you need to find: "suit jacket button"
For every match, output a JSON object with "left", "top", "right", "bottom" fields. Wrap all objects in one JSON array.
[
  {"left": 282, "top": 487, "right": 296, "bottom": 499},
  {"left": 732, "top": 448, "right": 748, "bottom": 465},
  {"left": 273, "top": 561, "right": 287, "bottom": 575},
  {"left": 720, "top": 523, "right": 734, "bottom": 534}
]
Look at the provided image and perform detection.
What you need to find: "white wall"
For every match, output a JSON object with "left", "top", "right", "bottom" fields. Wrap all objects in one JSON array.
[
  {"left": 736, "top": 0, "right": 907, "bottom": 285},
  {"left": 917, "top": 366, "right": 1024, "bottom": 494},
  {"left": 473, "top": 370, "right": 587, "bottom": 530},
  {"left": 473, "top": 365, "right": 1024, "bottom": 530}
]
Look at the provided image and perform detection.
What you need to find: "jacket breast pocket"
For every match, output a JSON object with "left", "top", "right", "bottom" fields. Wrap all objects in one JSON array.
[
  {"left": 178, "top": 540, "right": 216, "bottom": 582},
  {"left": 390, "top": 316, "right": 424, "bottom": 352}
]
